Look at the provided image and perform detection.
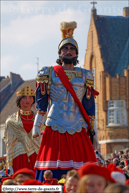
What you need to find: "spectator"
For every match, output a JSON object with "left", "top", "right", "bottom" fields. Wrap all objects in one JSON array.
[
  {"left": 113, "top": 158, "right": 119, "bottom": 166},
  {"left": 108, "top": 163, "right": 126, "bottom": 184},
  {"left": 77, "top": 163, "right": 115, "bottom": 193},
  {"left": 120, "top": 161, "right": 125, "bottom": 167},
  {"left": 118, "top": 164, "right": 124, "bottom": 169},
  {"left": 64, "top": 170, "right": 79, "bottom": 193},
  {"left": 104, "top": 160, "right": 110, "bottom": 168},
  {"left": 103, "top": 183, "right": 129, "bottom": 193},
  {"left": 123, "top": 166, "right": 129, "bottom": 180},
  {"left": 124, "top": 149, "right": 129, "bottom": 156},
  {"left": 2, "top": 178, "right": 17, "bottom": 193},
  {"left": 111, "top": 153, "right": 117, "bottom": 159},
  {"left": 42, "top": 170, "right": 58, "bottom": 185},
  {"left": 118, "top": 151, "right": 124, "bottom": 159},
  {"left": 13, "top": 168, "right": 35, "bottom": 185},
  {"left": 44, "top": 170, "right": 53, "bottom": 180},
  {"left": 58, "top": 178, "right": 65, "bottom": 186},
  {"left": 1, "top": 177, "right": 13, "bottom": 184},
  {"left": 0, "top": 163, "right": 5, "bottom": 177},
  {"left": 60, "top": 174, "right": 66, "bottom": 179}
]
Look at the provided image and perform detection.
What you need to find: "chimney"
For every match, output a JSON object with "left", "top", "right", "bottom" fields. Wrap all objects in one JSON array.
[{"left": 123, "top": 7, "right": 129, "bottom": 17}]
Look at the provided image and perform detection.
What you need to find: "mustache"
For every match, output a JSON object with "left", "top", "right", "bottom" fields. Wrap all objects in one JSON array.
[
  {"left": 66, "top": 53, "right": 72, "bottom": 57},
  {"left": 59, "top": 56, "right": 77, "bottom": 64}
]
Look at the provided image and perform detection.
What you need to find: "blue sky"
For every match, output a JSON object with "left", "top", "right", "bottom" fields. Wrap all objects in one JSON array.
[{"left": 1, "top": 1, "right": 128, "bottom": 80}]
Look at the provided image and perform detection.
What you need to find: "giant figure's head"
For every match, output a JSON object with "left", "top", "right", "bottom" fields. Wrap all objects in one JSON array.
[
  {"left": 56, "top": 21, "right": 79, "bottom": 66},
  {"left": 16, "top": 86, "right": 35, "bottom": 110}
]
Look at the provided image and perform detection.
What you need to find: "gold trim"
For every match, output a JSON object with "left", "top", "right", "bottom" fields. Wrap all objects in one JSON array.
[
  {"left": 60, "top": 128, "right": 65, "bottom": 133},
  {"left": 76, "top": 127, "right": 81, "bottom": 132},
  {"left": 69, "top": 129, "right": 74, "bottom": 134},
  {"left": 16, "top": 86, "right": 35, "bottom": 96},
  {"left": 20, "top": 110, "right": 32, "bottom": 115},
  {"left": 55, "top": 68, "right": 82, "bottom": 81},
  {"left": 48, "top": 66, "right": 53, "bottom": 87},
  {"left": 58, "top": 37, "right": 78, "bottom": 54},
  {"left": 54, "top": 124, "right": 58, "bottom": 129},
  {"left": 37, "top": 76, "right": 49, "bottom": 83},
  {"left": 37, "top": 110, "right": 47, "bottom": 114},
  {"left": 86, "top": 79, "right": 94, "bottom": 87}
]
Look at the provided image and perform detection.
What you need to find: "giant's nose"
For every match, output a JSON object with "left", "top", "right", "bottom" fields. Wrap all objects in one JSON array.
[{"left": 26, "top": 96, "right": 29, "bottom": 103}]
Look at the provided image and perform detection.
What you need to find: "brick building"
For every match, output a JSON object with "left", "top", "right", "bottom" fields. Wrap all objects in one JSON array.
[{"left": 84, "top": 7, "right": 129, "bottom": 158}]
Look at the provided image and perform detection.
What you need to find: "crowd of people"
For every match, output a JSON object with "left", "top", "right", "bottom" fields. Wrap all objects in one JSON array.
[{"left": 0, "top": 148, "right": 129, "bottom": 193}]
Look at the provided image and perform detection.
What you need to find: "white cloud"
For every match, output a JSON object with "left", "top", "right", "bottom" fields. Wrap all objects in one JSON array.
[
  {"left": 21, "top": 62, "right": 35, "bottom": 70},
  {"left": 1, "top": 55, "right": 18, "bottom": 71},
  {"left": 78, "top": 57, "right": 85, "bottom": 68},
  {"left": 20, "top": 62, "right": 38, "bottom": 80},
  {"left": 1, "top": 8, "right": 89, "bottom": 47}
]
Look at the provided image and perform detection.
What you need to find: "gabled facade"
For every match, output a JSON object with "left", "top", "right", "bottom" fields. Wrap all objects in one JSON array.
[{"left": 84, "top": 7, "right": 129, "bottom": 158}]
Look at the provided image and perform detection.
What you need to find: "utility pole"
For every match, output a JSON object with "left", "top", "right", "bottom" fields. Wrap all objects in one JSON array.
[{"left": 36, "top": 57, "right": 39, "bottom": 73}]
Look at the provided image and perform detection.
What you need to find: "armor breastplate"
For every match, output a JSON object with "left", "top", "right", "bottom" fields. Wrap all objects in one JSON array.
[{"left": 45, "top": 68, "right": 88, "bottom": 134}]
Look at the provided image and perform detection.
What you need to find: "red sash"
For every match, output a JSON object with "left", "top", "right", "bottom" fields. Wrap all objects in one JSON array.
[{"left": 53, "top": 65, "right": 90, "bottom": 129}]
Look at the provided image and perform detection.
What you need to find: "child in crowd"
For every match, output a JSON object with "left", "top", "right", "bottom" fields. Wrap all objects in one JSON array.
[{"left": 77, "top": 162, "right": 115, "bottom": 193}]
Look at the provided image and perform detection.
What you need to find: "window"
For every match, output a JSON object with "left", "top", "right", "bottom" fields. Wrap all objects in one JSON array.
[{"left": 108, "top": 100, "right": 127, "bottom": 125}]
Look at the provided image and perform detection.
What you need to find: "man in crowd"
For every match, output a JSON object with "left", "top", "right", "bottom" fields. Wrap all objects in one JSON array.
[{"left": 64, "top": 170, "right": 79, "bottom": 193}]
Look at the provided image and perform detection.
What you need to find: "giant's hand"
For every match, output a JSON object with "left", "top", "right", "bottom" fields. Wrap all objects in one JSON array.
[
  {"left": 93, "top": 120, "right": 99, "bottom": 150},
  {"left": 8, "top": 166, "right": 14, "bottom": 175},
  {"left": 32, "top": 113, "right": 43, "bottom": 138},
  {"left": 93, "top": 136, "right": 98, "bottom": 150},
  {"left": 32, "top": 125, "right": 41, "bottom": 138}
]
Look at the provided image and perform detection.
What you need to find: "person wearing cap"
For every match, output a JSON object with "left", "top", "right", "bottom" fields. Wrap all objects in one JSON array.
[
  {"left": 1, "top": 177, "right": 13, "bottom": 184},
  {"left": 77, "top": 163, "right": 116, "bottom": 193},
  {"left": 2, "top": 179, "right": 17, "bottom": 193},
  {"left": 13, "top": 168, "right": 35, "bottom": 185},
  {"left": 107, "top": 163, "right": 126, "bottom": 184},
  {"left": 32, "top": 21, "right": 99, "bottom": 181},
  {"left": 4, "top": 86, "right": 41, "bottom": 174}
]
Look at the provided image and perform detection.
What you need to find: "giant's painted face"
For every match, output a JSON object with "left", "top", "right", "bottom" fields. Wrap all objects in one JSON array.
[
  {"left": 60, "top": 44, "right": 77, "bottom": 59},
  {"left": 20, "top": 96, "right": 34, "bottom": 111}
]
